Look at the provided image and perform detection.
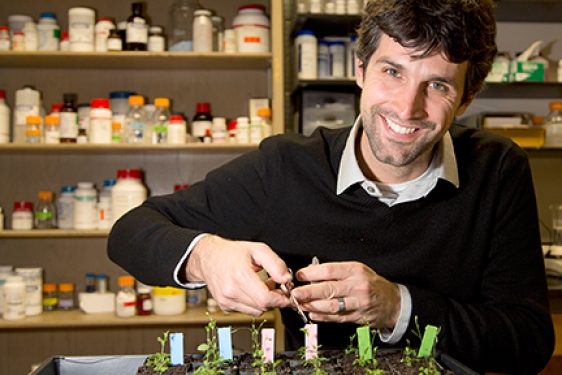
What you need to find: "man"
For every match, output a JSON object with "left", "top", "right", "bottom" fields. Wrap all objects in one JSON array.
[{"left": 108, "top": 0, "right": 555, "bottom": 373}]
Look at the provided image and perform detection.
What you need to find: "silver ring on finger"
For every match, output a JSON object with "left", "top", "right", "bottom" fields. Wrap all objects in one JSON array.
[{"left": 337, "top": 297, "right": 346, "bottom": 315}]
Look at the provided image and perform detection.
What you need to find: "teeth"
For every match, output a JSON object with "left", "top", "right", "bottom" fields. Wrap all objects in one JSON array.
[{"left": 387, "top": 118, "right": 417, "bottom": 135}]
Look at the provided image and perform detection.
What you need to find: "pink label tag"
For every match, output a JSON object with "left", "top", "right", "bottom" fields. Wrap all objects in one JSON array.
[
  {"left": 261, "top": 328, "right": 275, "bottom": 363},
  {"left": 305, "top": 323, "right": 318, "bottom": 360}
]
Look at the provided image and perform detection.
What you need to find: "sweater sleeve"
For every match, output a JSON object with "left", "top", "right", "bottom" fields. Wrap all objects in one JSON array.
[{"left": 403, "top": 144, "right": 554, "bottom": 374}]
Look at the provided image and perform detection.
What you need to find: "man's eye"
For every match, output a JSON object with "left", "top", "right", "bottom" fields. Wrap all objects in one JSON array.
[
  {"left": 429, "top": 82, "right": 447, "bottom": 91},
  {"left": 384, "top": 68, "right": 400, "bottom": 77}
]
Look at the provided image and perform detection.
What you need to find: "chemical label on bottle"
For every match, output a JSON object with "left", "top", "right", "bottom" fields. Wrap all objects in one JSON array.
[
  {"left": 192, "top": 120, "right": 212, "bottom": 138},
  {"left": 70, "top": 23, "right": 93, "bottom": 43},
  {"left": 15, "top": 104, "right": 39, "bottom": 126},
  {"left": 60, "top": 112, "right": 78, "bottom": 139},
  {"left": 127, "top": 22, "right": 148, "bottom": 43},
  {"left": 45, "top": 128, "right": 60, "bottom": 144}
]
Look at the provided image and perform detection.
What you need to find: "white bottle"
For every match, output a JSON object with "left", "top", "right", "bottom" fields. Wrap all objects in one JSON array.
[
  {"left": 14, "top": 267, "right": 42, "bottom": 316},
  {"left": 257, "top": 107, "right": 272, "bottom": 138},
  {"left": 148, "top": 26, "right": 166, "bottom": 52},
  {"left": 250, "top": 116, "right": 263, "bottom": 144},
  {"left": 318, "top": 40, "right": 330, "bottom": 78},
  {"left": 232, "top": 5, "right": 270, "bottom": 53},
  {"left": 13, "top": 86, "right": 41, "bottom": 144},
  {"left": 0, "top": 266, "right": 14, "bottom": 315},
  {"left": 98, "top": 179, "right": 116, "bottom": 229},
  {"left": 115, "top": 276, "right": 136, "bottom": 318},
  {"left": 0, "top": 90, "right": 10, "bottom": 143},
  {"left": 0, "top": 26, "right": 10, "bottom": 51},
  {"left": 167, "top": 115, "right": 186, "bottom": 144},
  {"left": 94, "top": 17, "right": 115, "bottom": 52},
  {"left": 74, "top": 182, "right": 98, "bottom": 230},
  {"left": 69, "top": 7, "right": 95, "bottom": 51},
  {"left": 296, "top": 30, "right": 318, "bottom": 80},
  {"left": 335, "top": 0, "right": 346, "bottom": 14},
  {"left": 22, "top": 21, "right": 38, "bottom": 51},
  {"left": 37, "top": 12, "right": 60, "bottom": 51},
  {"left": 346, "top": 0, "right": 361, "bottom": 15},
  {"left": 111, "top": 169, "right": 148, "bottom": 224},
  {"left": 193, "top": 9, "right": 213, "bottom": 52},
  {"left": 223, "top": 29, "right": 236, "bottom": 53},
  {"left": 89, "top": 98, "right": 112, "bottom": 144},
  {"left": 329, "top": 41, "right": 346, "bottom": 78},
  {"left": 310, "top": 0, "right": 324, "bottom": 14},
  {"left": 211, "top": 117, "right": 227, "bottom": 143},
  {"left": 2, "top": 275, "right": 26, "bottom": 320},
  {"left": 57, "top": 186, "right": 76, "bottom": 229},
  {"left": 346, "top": 35, "right": 357, "bottom": 79},
  {"left": 236, "top": 116, "right": 250, "bottom": 143}
]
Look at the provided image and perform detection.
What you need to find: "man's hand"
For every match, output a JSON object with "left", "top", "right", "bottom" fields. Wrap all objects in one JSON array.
[
  {"left": 185, "top": 235, "right": 292, "bottom": 316},
  {"left": 293, "top": 261, "right": 401, "bottom": 329}
]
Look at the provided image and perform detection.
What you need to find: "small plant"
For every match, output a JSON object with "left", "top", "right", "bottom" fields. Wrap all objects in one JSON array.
[
  {"left": 298, "top": 327, "right": 328, "bottom": 375},
  {"left": 248, "top": 318, "right": 281, "bottom": 375},
  {"left": 401, "top": 339, "right": 419, "bottom": 367},
  {"left": 195, "top": 313, "right": 227, "bottom": 375},
  {"left": 408, "top": 316, "right": 442, "bottom": 375},
  {"left": 145, "top": 330, "right": 172, "bottom": 373}
]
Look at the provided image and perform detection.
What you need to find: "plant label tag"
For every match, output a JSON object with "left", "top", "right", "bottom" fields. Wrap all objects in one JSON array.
[
  {"left": 305, "top": 323, "right": 318, "bottom": 360},
  {"left": 170, "top": 333, "right": 184, "bottom": 365},
  {"left": 218, "top": 327, "right": 233, "bottom": 360},
  {"left": 417, "top": 325, "right": 438, "bottom": 358},
  {"left": 357, "top": 326, "right": 373, "bottom": 360},
  {"left": 261, "top": 328, "right": 275, "bottom": 363}
]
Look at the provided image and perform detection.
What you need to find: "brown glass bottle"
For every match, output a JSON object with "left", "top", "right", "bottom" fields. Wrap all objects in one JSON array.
[
  {"left": 59, "top": 93, "right": 78, "bottom": 143},
  {"left": 126, "top": 2, "right": 148, "bottom": 51}
]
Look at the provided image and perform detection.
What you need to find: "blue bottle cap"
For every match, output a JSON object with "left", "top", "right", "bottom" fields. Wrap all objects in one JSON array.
[
  {"left": 97, "top": 274, "right": 107, "bottom": 279},
  {"left": 85, "top": 273, "right": 95, "bottom": 278},
  {"left": 61, "top": 185, "right": 77, "bottom": 193},
  {"left": 298, "top": 29, "right": 315, "bottom": 37},
  {"left": 39, "top": 12, "right": 57, "bottom": 20},
  {"left": 110, "top": 91, "right": 136, "bottom": 99},
  {"left": 103, "top": 179, "right": 117, "bottom": 188}
]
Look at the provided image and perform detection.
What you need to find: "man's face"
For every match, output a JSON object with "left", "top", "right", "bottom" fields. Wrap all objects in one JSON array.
[{"left": 356, "top": 34, "right": 472, "bottom": 179}]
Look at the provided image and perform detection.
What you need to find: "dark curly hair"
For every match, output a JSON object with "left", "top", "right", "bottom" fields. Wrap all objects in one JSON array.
[{"left": 356, "top": 0, "right": 498, "bottom": 105}]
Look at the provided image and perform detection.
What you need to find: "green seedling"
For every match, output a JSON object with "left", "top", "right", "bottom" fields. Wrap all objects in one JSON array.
[
  {"left": 146, "top": 330, "right": 171, "bottom": 373},
  {"left": 195, "top": 313, "right": 228, "bottom": 375}
]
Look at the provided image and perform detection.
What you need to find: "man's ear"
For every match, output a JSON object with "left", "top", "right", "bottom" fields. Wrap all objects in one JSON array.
[{"left": 356, "top": 58, "right": 364, "bottom": 89}]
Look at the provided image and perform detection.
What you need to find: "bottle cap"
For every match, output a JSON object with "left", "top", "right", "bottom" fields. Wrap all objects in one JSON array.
[
  {"left": 61, "top": 30, "right": 69, "bottom": 41},
  {"left": 196, "top": 102, "right": 210, "bottom": 113},
  {"left": 25, "top": 129, "right": 41, "bottom": 136},
  {"left": 85, "top": 272, "right": 96, "bottom": 278},
  {"left": 104, "top": 179, "right": 117, "bottom": 188},
  {"left": 39, "top": 12, "right": 57, "bottom": 20},
  {"left": 169, "top": 115, "right": 183, "bottom": 123},
  {"left": 117, "top": 169, "right": 143, "bottom": 180},
  {"left": 154, "top": 98, "right": 170, "bottom": 107},
  {"left": 97, "top": 17, "right": 115, "bottom": 24},
  {"left": 26, "top": 116, "right": 41, "bottom": 125},
  {"left": 0, "top": 90, "right": 5, "bottom": 100},
  {"left": 128, "top": 95, "right": 145, "bottom": 106},
  {"left": 50, "top": 103, "right": 63, "bottom": 113},
  {"left": 110, "top": 91, "right": 136, "bottom": 99},
  {"left": 238, "top": 4, "right": 266, "bottom": 12},
  {"left": 257, "top": 108, "right": 271, "bottom": 117},
  {"left": 118, "top": 275, "right": 135, "bottom": 286},
  {"left": 43, "top": 283, "right": 57, "bottom": 292},
  {"left": 38, "top": 191, "right": 53, "bottom": 200},
  {"left": 59, "top": 283, "right": 74, "bottom": 292},
  {"left": 91, "top": 98, "right": 110, "bottom": 109},
  {"left": 13, "top": 201, "right": 33, "bottom": 211},
  {"left": 550, "top": 102, "right": 562, "bottom": 110},
  {"left": 0, "top": 26, "right": 9, "bottom": 32},
  {"left": 97, "top": 273, "right": 107, "bottom": 280},
  {"left": 45, "top": 116, "right": 60, "bottom": 125},
  {"left": 174, "top": 184, "right": 189, "bottom": 191},
  {"left": 61, "top": 185, "right": 77, "bottom": 193}
]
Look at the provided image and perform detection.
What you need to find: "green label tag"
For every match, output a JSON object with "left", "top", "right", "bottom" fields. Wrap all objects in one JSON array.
[
  {"left": 357, "top": 326, "right": 372, "bottom": 360},
  {"left": 35, "top": 212, "right": 52, "bottom": 220},
  {"left": 417, "top": 325, "right": 438, "bottom": 358}
]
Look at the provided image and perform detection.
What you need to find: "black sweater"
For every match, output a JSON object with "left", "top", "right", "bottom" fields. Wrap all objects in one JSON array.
[{"left": 108, "top": 124, "right": 554, "bottom": 374}]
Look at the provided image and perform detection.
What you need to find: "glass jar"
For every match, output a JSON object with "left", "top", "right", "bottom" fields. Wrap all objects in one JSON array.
[
  {"left": 42, "top": 283, "right": 58, "bottom": 311},
  {"left": 57, "top": 283, "right": 75, "bottom": 310}
]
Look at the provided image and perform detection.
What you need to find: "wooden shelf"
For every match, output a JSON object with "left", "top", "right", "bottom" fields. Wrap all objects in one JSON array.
[
  {"left": 0, "top": 306, "right": 277, "bottom": 330},
  {"left": 0, "top": 229, "right": 109, "bottom": 238},
  {"left": 0, "top": 143, "right": 258, "bottom": 155},
  {"left": 0, "top": 51, "right": 272, "bottom": 70}
]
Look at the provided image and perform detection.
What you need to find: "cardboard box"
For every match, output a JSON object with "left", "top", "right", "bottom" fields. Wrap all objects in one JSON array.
[{"left": 510, "top": 60, "right": 545, "bottom": 82}]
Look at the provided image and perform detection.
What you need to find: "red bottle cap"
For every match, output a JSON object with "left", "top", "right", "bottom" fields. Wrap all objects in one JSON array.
[
  {"left": 50, "top": 103, "right": 63, "bottom": 113},
  {"left": 174, "top": 184, "right": 189, "bottom": 191},
  {"left": 13, "top": 201, "right": 33, "bottom": 211},
  {"left": 0, "top": 90, "right": 5, "bottom": 100},
  {"left": 196, "top": 102, "right": 210, "bottom": 114},
  {"left": 91, "top": 98, "right": 110, "bottom": 109},
  {"left": 61, "top": 30, "right": 69, "bottom": 41},
  {"left": 170, "top": 115, "right": 183, "bottom": 123},
  {"left": 117, "top": 169, "right": 143, "bottom": 180}
]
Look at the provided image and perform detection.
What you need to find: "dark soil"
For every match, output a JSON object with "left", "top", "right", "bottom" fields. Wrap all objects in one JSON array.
[{"left": 136, "top": 349, "right": 458, "bottom": 374}]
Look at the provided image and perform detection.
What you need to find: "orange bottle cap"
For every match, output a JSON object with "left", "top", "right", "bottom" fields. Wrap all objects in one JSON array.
[
  {"left": 43, "top": 283, "right": 57, "bottom": 292},
  {"left": 38, "top": 191, "right": 53, "bottom": 200},
  {"left": 59, "top": 283, "right": 74, "bottom": 292},
  {"left": 118, "top": 275, "right": 135, "bottom": 286},
  {"left": 26, "top": 115, "right": 42, "bottom": 125}
]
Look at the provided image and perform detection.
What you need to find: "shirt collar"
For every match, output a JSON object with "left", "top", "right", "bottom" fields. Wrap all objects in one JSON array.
[{"left": 336, "top": 115, "right": 459, "bottom": 196}]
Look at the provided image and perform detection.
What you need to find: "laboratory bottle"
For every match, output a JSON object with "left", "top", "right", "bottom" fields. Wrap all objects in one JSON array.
[
  {"left": 42, "top": 283, "right": 58, "bottom": 311},
  {"left": 136, "top": 282, "right": 152, "bottom": 316},
  {"left": 250, "top": 116, "right": 263, "bottom": 144},
  {"left": 192, "top": 102, "right": 212, "bottom": 141},
  {"left": 236, "top": 116, "right": 250, "bottom": 143},
  {"left": 543, "top": 101, "right": 562, "bottom": 147},
  {"left": 0, "top": 266, "right": 13, "bottom": 316},
  {"left": 153, "top": 286, "right": 186, "bottom": 316},
  {"left": 35, "top": 191, "right": 56, "bottom": 229},
  {"left": 223, "top": 29, "right": 236, "bottom": 53},
  {"left": 346, "top": 35, "right": 357, "bottom": 79},
  {"left": 57, "top": 185, "right": 76, "bottom": 229},
  {"left": 193, "top": 9, "right": 213, "bottom": 52},
  {"left": 111, "top": 169, "right": 148, "bottom": 224},
  {"left": 89, "top": 98, "right": 112, "bottom": 144},
  {"left": 257, "top": 107, "right": 272, "bottom": 138},
  {"left": 149, "top": 98, "right": 171, "bottom": 144},
  {"left": 126, "top": 2, "right": 148, "bottom": 51},
  {"left": 346, "top": 0, "right": 361, "bottom": 15},
  {"left": 94, "top": 17, "right": 115, "bottom": 52},
  {"left": 59, "top": 30, "right": 69, "bottom": 51},
  {"left": 115, "top": 276, "right": 136, "bottom": 317},
  {"left": 148, "top": 26, "right": 165, "bottom": 52},
  {"left": 22, "top": 21, "right": 38, "bottom": 51},
  {"left": 0, "top": 26, "right": 9, "bottom": 51},
  {"left": 78, "top": 103, "right": 91, "bottom": 136},
  {"left": 85, "top": 273, "right": 96, "bottom": 293},
  {"left": 168, "top": 0, "right": 201, "bottom": 51},
  {"left": 110, "top": 91, "right": 136, "bottom": 129},
  {"left": 12, "top": 201, "right": 33, "bottom": 230},
  {"left": 167, "top": 115, "right": 187, "bottom": 144},
  {"left": 69, "top": 7, "right": 95, "bottom": 51},
  {"left": 124, "top": 95, "right": 148, "bottom": 143},
  {"left": 15, "top": 267, "right": 43, "bottom": 316},
  {"left": 50, "top": 103, "right": 63, "bottom": 116},
  {"left": 74, "top": 182, "right": 98, "bottom": 230},
  {"left": 98, "top": 178, "right": 116, "bottom": 229},
  {"left": 57, "top": 283, "right": 74, "bottom": 310},
  {"left": 12, "top": 31, "right": 25, "bottom": 51},
  {"left": 232, "top": 5, "right": 270, "bottom": 53},
  {"left": 2, "top": 275, "right": 26, "bottom": 320},
  {"left": 296, "top": 30, "right": 318, "bottom": 79},
  {"left": 211, "top": 117, "right": 227, "bottom": 143},
  {"left": 97, "top": 274, "right": 108, "bottom": 293},
  {"left": 59, "top": 93, "right": 78, "bottom": 143},
  {"left": 37, "top": 12, "right": 60, "bottom": 51},
  {"left": 25, "top": 115, "right": 42, "bottom": 144},
  {"left": 44, "top": 115, "right": 60, "bottom": 144},
  {"left": 13, "top": 86, "right": 40, "bottom": 143},
  {"left": 107, "top": 28, "right": 123, "bottom": 51},
  {"left": 211, "top": 16, "right": 224, "bottom": 52},
  {"left": 111, "top": 122, "right": 122, "bottom": 143},
  {"left": 329, "top": 41, "right": 346, "bottom": 78},
  {"left": 317, "top": 40, "right": 330, "bottom": 78},
  {"left": 0, "top": 89, "right": 10, "bottom": 143}
]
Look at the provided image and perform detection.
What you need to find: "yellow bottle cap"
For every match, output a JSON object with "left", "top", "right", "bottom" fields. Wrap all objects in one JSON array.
[
  {"left": 154, "top": 98, "right": 170, "bottom": 107},
  {"left": 128, "top": 95, "right": 145, "bottom": 106}
]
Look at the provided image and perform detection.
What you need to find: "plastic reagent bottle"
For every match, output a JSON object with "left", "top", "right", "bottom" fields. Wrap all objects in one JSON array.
[
  {"left": 167, "top": 115, "right": 187, "bottom": 144},
  {"left": 0, "top": 89, "right": 11, "bottom": 143},
  {"left": 124, "top": 95, "right": 148, "bottom": 143},
  {"left": 22, "top": 21, "right": 38, "bottom": 51},
  {"left": 111, "top": 169, "right": 148, "bottom": 224},
  {"left": 150, "top": 98, "right": 171, "bottom": 144},
  {"left": 57, "top": 283, "right": 74, "bottom": 310},
  {"left": 89, "top": 98, "right": 112, "bottom": 144},
  {"left": 543, "top": 101, "right": 562, "bottom": 147},
  {"left": 73, "top": 182, "right": 98, "bottom": 230},
  {"left": 25, "top": 115, "right": 42, "bottom": 143},
  {"left": 37, "top": 12, "right": 60, "bottom": 51},
  {"left": 44, "top": 115, "right": 60, "bottom": 144},
  {"left": 14, "top": 86, "right": 40, "bottom": 143},
  {"left": 116, "top": 276, "right": 136, "bottom": 317},
  {"left": 35, "top": 191, "right": 56, "bottom": 229},
  {"left": 85, "top": 273, "right": 96, "bottom": 293},
  {"left": 126, "top": 2, "right": 148, "bottom": 51},
  {"left": 60, "top": 93, "right": 78, "bottom": 143},
  {"left": 57, "top": 185, "right": 76, "bottom": 229},
  {"left": 2, "top": 275, "right": 26, "bottom": 320},
  {"left": 168, "top": 0, "right": 201, "bottom": 51},
  {"left": 98, "top": 178, "right": 116, "bottom": 229}
]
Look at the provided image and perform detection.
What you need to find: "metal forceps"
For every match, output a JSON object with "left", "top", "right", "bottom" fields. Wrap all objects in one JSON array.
[{"left": 284, "top": 257, "right": 319, "bottom": 324}]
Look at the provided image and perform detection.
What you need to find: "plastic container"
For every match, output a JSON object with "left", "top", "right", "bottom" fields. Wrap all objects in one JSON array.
[
  {"left": 296, "top": 30, "right": 317, "bottom": 79},
  {"left": 167, "top": 115, "right": 186, "bottom": 144},
  {"left": 15, "top": 267, "right": 43, "bottom": 316},
  {"left": 152, "top": 286, "right": 186, "bottom": 315},
  {"left": 37, "top": 12, "right": 60, "bottom": 51},
  {"left": 12, "top": 201, "right": 33, "bottom": 230},
  {"left": 0, "top": 90, "right": 10, "bottom": 143},
  {"left": 232, "top": 5, "right": 270, "bottom": 52},
  {"left": 136, "top": 282, "right": 152, "bottom": 315},
  {"left": 211, "top": 117, "right": 227, "bottom": 143},
  {"left": 346, "top": 35, "right": 357, "bottom": 78},
  {"left": 12, "top": 31, "right": 25, "bottom": 51},
  {"left": 85, "top": 273, "right": 96, "bottom": 293},
  {"left": 124, "top": 95, "right": 148, "bottom": 143},
  {"left": 0, "top": 25, "right": 9, "bottom": 51},
  {"left": 223, "top": 29, "right": 236, "bottom": 53},
  {"left": 168, "top": 0, "right": 201, "bottom": 51},
  {"left": 115, "top": 276, "right": 136, "bottom": 317},
  {"left": 257, "top": 107, "right": 272, "bottom": 138},
  {"left": 543, "top": 101, "right": 562, "bottom": 147},
  {"left": 148, "top": 26, "right": 165, "bottom": 52},
  {"left": 0, "top": 266, "right": 14, "bottom": 315},
  {"left": 23, "top": 21, "right": 38, "bottom": 51},
  {"left": 193, "top": 9, "right": 213, "bottom": 52},
  {"left": 250, "top": 116, "right": 263, "bottom": 143},
  {"left": 42, "top": 283, "right": 58, "bottom": 311},
  {"left": 89, "top": 98, "right": 112, "bottom": 144},
  {"left": 44, "top": 115, "right": 60, "bottom": 144},
  {"left": 149, "top": 98, "right": 170, "bottom": 144},
  {"left": 57, "top": 185, "right": 76, "bottom": 229},
  {"left": 7, "top": 14, "right": 33, "bottom": 36},
  {"left": 212, "top": 16, "right": 224, "bottom": 52},
  {"left": 57, "top": 283, "right": 74, "bottom": 310},
  {"left": 69, "top": 7, "right": 95, "bottom": 51},
  {"left": 236, "top": 116, "right": 250, "bottom": 143},
  {"left": 329, "top": 41, "right": 345, "bottom": 78},
  {"left": 13, "top": 86, "right": 41, "bottom": 144},
  {"left": 98, "top": 179, "right": 116, "bottom": 229},
  {"left": 107, "top": 28, "right": 123, "bottom": 51},
  {"left": 74, "top": 182, "right": 98, "bottom": 230},
  {"left": 110, "top": 91, "right": 136, "bottom": 129},
  {"left": 35, "top": 191, "right": 56, "bottom": 229},
  {"left": 25, "top": 115, "right": 42, "bottom": 143},
  {"left": 2, "top": 275, "right": 26, "bottom": 320},
  {"left": 95, "top": 17, "right": 115, "bottom": 52},
  {"left": 111, "top": 169, "right": 148, "bottom": 224}
]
